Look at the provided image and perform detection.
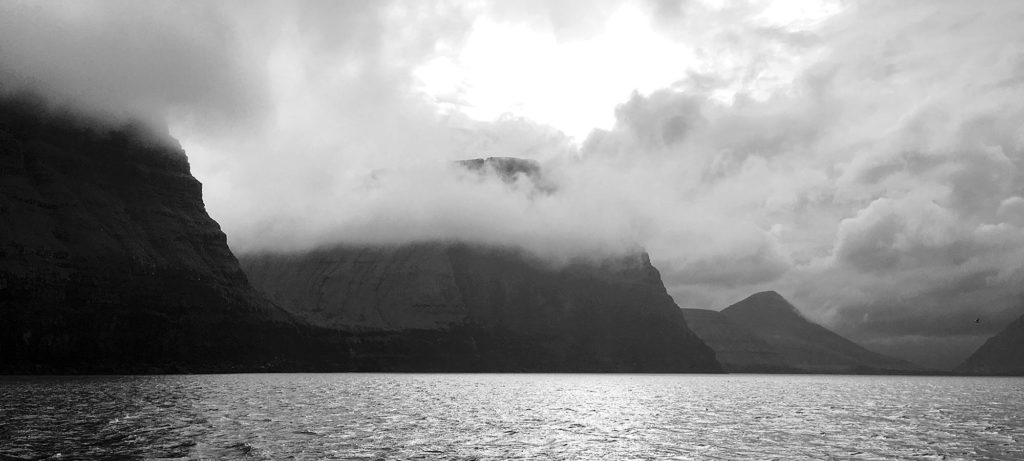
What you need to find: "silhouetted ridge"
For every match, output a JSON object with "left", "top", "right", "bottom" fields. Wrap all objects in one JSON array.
[
  {"left": 722, "top": 291, "right": 802, "bottom": 319},
  {"left": 0, "top": 90, "right": 184, "bottom": 162},
  {"left": 680, "top": 308, "right": 793, "bottom": 372},
  {"left": 955, "top": 313, "right": 1024, "bottom": 375},
  {"left": 240, "top": 243, "right": 721, "bottom": 372},
  {"left": 0, "top": 93, "right": 331, "bottom": 373},
  {"left": 683, "top": 291, "right": 926, "bottom": 373}
]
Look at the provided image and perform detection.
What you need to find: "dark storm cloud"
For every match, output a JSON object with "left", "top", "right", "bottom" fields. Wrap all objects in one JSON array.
[{"left": 0, "top": 1, "right": 264, "bottom": 127}]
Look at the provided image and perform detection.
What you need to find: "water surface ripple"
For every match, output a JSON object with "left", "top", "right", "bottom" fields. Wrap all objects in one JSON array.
[{"left": 1, "top": 374, "right": 1021, "bottom": 460}]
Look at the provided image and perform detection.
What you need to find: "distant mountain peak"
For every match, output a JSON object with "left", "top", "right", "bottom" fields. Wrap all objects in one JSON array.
[
  {"left": 703, "top": 290, "right": 926, "bottom": 373},
  {"left": 723, "top": 290, "right": 803, "bottom": 319},
  {"left": 750, "top": 290, "right": 785, "bottom": 301}
]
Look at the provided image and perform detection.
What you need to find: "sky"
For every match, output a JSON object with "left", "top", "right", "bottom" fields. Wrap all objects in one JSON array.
[{"left": 2, "top": 0, "right": 1023, "bottom": 369}]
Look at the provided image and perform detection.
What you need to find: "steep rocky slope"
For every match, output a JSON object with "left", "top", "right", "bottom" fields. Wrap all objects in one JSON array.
[
  {"left": 685, "top": 291, "right": 924, "bottom": 373},
  {"left": 0, "top": 95, "right": 316, "bottom": 373},
  {"left": 955, "top": 313, "right": 1024, "bottom": 375},
  {"left": 241, "top": 245, "right": 722, "bottom": 372},
  {"left": 0, "top": 96, "right": 719, "bottom": 373}
]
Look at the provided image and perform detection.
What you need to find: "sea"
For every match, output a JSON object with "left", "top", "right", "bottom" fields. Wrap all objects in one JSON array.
[{"left": 1, "top": 373, "right": 1021, "bottom": 460}]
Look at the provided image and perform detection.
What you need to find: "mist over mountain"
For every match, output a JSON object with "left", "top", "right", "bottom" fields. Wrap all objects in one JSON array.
[
  {"left": 238, "top": 159, "right": 720, "bottom": 372},
  {"left": 2, "top": 0, "right": 1024, "bottom": 369},
  {"left": 0, "top": 95, "right": 312, "bottom": 372},
  {"left": 0, "top": 96, "right": 718, "bottom": 373}
]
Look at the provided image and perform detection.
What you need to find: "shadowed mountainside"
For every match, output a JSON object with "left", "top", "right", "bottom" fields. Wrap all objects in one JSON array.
[
  {"left": 684, "top": 291, "right": 926, "bottom": 373},
  {"left": 0, "top": 96, "right": 508, "bottom": 373},
  {"left": 0, "top": 98, "right": 718, "bottom": 373},
  {"left": 240, "top": 243, "right": 722, "bottom": 373},
  {"left": 955, "top": 313, "right": 1024, "bottom": 375},
  {"left": 0, "top": 95, "right": 326, "bottom": 372},
  {"left": 680, "top": 308, "right": 793, "bottom": 372}
]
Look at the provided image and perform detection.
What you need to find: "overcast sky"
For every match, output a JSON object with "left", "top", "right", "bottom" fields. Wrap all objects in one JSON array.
[{"left": 2, "top": 0, "right": 1023, "bottom": 369}]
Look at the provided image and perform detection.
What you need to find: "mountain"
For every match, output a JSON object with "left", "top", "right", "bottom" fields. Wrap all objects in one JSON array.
[
  {"left": 0, "top": 94, "right": 329, "bottom": 373},
  {"left": 0, "top": 98, "right": 719, "bottom": 374},
  {"left": 240, "top": 243, "right": 722, "bottom": 372},
  {"left": 680, "top": 308, "right": 792, "bottom": 372},
  {"left": 955, "top": 313, "right": 1024, "bottom": 375},
  {"left": 684, "top": 291, "right": 924, "bottom": 373}
]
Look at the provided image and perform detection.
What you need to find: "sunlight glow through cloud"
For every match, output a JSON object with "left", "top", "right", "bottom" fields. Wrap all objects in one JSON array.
[
  {"left": 7, "top": 0, "right": 1017, "bottom": 369},
  {"left": 415, "top": 4, "right": 689, "bottom": 140},
  {"left": 755, "top": 0, "right": 843, "bottom": 29},
  {"left": 414, "top": 0, "right": 844, "bottom": 141}
]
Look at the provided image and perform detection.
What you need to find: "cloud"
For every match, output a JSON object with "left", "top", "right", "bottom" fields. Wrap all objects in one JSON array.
[
  {"left": 0, "top": 1, "right": 265, "bottom": 127},
  {"left": 657, "top": 228, "right": 792, "bottom": 287},
  {"left": 607, "top": 90, "right": 708, "bottom": 148},
  {"left": 3, "top": 0, "right": 1024, "bottom": 368}
]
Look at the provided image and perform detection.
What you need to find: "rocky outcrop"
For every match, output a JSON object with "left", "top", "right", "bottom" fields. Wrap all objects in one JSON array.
[
  {"left": 241, "top": 245, "right": 722, "bottom": 372},
  {"left": 684, "top": 291, "right": 924, "bottom": 373},
  {"left": 457, "top": 157, "right": 542, "bottom": 181},
  {"left": 955, "top": 313, "right": 1024, "bottom": 375},
  {"left": 0, "top": 95, "right": 319, "bottom": 373}
]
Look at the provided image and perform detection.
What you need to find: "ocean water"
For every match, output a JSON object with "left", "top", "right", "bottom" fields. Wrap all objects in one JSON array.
[{"left": 1, "top": 374, "right": 1021, "bottom": 460}]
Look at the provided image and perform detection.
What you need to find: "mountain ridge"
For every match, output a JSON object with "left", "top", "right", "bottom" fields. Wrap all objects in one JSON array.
[
  {"left": 722, "top": 290, "right": 800, "bottom": 314},
  {"left": 684, "top": 291, "right": 927, "bottom": 373},
  {"left": 955, "top": 312, "right": 1024, "bottom": 375},
  {"left": 0, "top": 94, "right": 319, "bottom": 373},
  {"left": 240, "top": 242, "right": 722, "bottom": 372}
]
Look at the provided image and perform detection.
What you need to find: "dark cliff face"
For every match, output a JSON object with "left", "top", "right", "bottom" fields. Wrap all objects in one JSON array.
[
  {"left": 0, "top": 97, "right": 718, "bottom": 373},
  {"left": 684, "top": 291, "right": 925, "bottom": 373},
  {"left": 956, "top": 313, "right": 1024, "bottom": 375},
  {"left": 0, "top": 96, "right": 310, "bottom": 373},
  {"left": 241, "top": 245, "right": 721, "bottom": 372}
]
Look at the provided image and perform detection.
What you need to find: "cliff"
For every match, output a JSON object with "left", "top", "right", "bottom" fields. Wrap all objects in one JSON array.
[
  {"left": 0, "top": 96, "right": 719, "bottom": 373},
  {"left": 241, "top": 244, "right": 722, "bottom": 372},
  {"left": 684, "top": 291, "right": 924, "bottom": 373},
  {"left": 0, "top": 95, "right": 318, "bottom": 373},
  {"left": 955, "top": 313, "right": 1024, "bottom": 375}
]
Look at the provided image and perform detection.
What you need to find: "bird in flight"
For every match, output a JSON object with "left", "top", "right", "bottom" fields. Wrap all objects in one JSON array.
[{"left": 974, "top": 317, "right": 981, "bottom": 324}]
